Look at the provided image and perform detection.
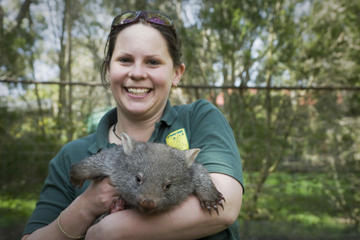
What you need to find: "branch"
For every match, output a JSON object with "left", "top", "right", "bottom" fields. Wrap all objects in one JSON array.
[{"left": 15, "top": 0, "right": 33, "bottom": 29}]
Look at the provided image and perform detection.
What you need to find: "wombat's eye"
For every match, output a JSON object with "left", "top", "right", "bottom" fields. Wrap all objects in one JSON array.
[
  {"left": 135, "top": 173, "right": 143, "bottom": 185},
  {"left": 163, "top": 182, "right": 172, "bottom": 191}
]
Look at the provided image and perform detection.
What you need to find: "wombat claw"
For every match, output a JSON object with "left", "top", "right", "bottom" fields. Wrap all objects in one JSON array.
[{"left": 200, "top": 194, "right": 225, "bottom": 215}]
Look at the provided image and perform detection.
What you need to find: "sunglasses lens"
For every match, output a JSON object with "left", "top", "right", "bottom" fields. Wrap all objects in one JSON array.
[
  {"left": 146, "top": 13, "right": 173, "bottom": 26},
  {"left": 112, "top": 12, "right": 138, "bottom": 26},
  {"left": 121, "top": 12, "right": 139, "bottom": 24}
]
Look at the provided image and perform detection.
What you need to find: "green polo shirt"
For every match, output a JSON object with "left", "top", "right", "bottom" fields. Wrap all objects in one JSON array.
[{"left": 24, "top": 99, "right": 244, "bottom": 239}]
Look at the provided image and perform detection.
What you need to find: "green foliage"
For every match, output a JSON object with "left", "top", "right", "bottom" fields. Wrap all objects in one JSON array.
[
  {"left": 293, "top": 0, "right": 360, "bottom": 87},
  {"left": 0, "top": 100, "right": 62, "bottom": 197},
  {"left": 0, "top": 197, "right": 35, "bottom": 240},
  {"left": 240, "top": 172, "right": 360, "bottom": 238},
  {"left": 0, "top": 197, "right": 35, "bottom": 225},
  {"left": 0, "top": 1, "right": 43, "bottom": 79}
]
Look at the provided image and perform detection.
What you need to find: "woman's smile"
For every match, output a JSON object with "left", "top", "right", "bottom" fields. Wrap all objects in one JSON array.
[{"left": 125, "top": 87, "right": 152, "bottom": 97}]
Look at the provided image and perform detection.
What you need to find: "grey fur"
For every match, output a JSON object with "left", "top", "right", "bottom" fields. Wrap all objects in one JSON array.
[{"left": 70, "top": 133, "right": 224, "bottom": 214}]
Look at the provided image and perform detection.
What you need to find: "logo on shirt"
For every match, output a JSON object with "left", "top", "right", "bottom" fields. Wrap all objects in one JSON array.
[{"left": 166, "top": 128, "right": 189, "bottom": 150}]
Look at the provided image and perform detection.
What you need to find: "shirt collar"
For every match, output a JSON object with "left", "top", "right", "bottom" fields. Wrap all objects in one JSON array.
[
  {"left": 88, "top": 101, "right": 178, "bottom": 153},
  {"left": 88, "top": 107, "right": 117, "bottom": 154},
  {"left": 159, "top": 100, "right": 178, "bottom": 126}
]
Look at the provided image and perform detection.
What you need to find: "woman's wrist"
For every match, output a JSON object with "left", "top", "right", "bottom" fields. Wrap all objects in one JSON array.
[
  {"left": 55, "top": 195, "right": 99, "bottom": 239},
  {"left": 74, "top": 194, "right": 101, "bottom": 222},
  {"left": 57, "top": 211, "right": 85, "bottom": 239}
]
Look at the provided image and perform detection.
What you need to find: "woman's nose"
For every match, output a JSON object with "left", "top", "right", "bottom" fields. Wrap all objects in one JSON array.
[{"left": 129, "top": 64, "right": 147, "bottom": 80}]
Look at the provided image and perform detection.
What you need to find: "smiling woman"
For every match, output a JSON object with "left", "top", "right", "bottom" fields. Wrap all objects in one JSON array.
[
  {"left": 108, "top": 23, "right": 184, "bottom": 126},
  {"left": 22, "top": 10, "right": 244, "bottom": 240}
]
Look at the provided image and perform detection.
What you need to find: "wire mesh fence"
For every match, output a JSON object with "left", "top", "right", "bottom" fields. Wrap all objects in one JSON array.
[
  {"left": 0, "top": 80, "right": 359, "bottom": 238},
  {"left": 1, "top": 80, "right": 359, "bottom": 186}
]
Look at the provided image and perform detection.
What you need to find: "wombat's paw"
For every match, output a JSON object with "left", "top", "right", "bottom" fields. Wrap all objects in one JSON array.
[
  {"left": 70, "top": 169, "right": 85, "bottom": 187},
  {"left": 70, "top": 175, "right": 85, "bottom": 187},
  {"left": 198, "top": 188, "right": 225, "bottom": 215}
]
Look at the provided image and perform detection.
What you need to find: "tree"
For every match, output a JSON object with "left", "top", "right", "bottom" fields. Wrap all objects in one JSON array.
[{"left": 0, "top": 0, "right": 37, "bottom": 79}]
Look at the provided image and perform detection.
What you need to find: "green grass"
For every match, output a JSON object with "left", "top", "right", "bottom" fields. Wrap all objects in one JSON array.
[
  {"left": 0, "top": 197, "right": 36, "bottom": 227},
  {"left": 240, "top": 172, "right": 360, "bottom": 239},
  {"left": 239, "top": 219, "right": 359, "bottom": 240}
]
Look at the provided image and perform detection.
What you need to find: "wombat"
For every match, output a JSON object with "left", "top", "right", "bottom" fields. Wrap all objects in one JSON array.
[{"left": 70, "top": 132, "right": 225, "bottom": 215}]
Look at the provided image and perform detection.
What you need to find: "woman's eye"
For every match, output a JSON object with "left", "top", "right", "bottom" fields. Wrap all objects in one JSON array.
[
  {"left": 147, "top": 59, "right": 160, "bottom": 65},
  {"left": 118, "top": 57, "right": 132, "bottom": 63}
]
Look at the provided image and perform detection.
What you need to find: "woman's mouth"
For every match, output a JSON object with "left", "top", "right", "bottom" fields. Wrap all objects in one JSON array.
[{"left": 125, "top": 87, "right": 152, "bottom": 96}]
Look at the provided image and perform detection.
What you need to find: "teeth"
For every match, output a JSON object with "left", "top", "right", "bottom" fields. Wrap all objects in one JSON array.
[{"left": 127, "top": 88, "right": 150, "bottom": 94}]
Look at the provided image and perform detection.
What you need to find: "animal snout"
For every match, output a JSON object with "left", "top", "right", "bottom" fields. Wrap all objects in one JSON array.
[{"left": 139, "top": 199, "right": 157, "bottom": 210}]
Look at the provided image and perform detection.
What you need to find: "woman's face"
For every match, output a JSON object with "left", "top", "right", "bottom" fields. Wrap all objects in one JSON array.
[{"left": 108, "top": 23, "right": 185, "bottom": 120}]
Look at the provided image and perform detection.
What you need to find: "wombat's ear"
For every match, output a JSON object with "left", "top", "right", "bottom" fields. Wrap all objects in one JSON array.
[
  {"left": 184, "top": 148, "right": 200, "bottom": 167},
  {"left": 119, "top": 132, "right": 134, "bottom": 155}
]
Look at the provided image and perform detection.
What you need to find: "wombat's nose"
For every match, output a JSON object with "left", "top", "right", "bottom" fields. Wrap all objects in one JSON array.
[{"left": 139, "top": 199, "right": 156, "bottom": 210}]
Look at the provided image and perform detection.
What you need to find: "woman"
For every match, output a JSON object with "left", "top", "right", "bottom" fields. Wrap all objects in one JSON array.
[{"left": 22, "top": 10, "right": 244, "bottom": 240}]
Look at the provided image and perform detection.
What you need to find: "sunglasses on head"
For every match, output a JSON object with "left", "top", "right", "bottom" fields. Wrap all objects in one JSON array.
[{"left": 111, "top": 11, "right": 174, "bottom": 29}]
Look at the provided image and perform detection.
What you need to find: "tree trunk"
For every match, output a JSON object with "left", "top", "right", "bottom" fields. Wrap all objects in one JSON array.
[
  {"left": 66, "top": 0, "right": 74, "bottom": 141},
  {"left": 0, "top": 6, "right": 4, "bottom": 37},
  {"left": 57, "top": 1, "right": 67, "bottom": 132},
  {"left": 249, "top": 29, "right": 275, "bottom": 217}
]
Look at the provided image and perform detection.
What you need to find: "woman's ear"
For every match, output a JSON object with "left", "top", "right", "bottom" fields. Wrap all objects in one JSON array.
[{"left": 172, "top": 63, "right": 185, "bottom": 87}]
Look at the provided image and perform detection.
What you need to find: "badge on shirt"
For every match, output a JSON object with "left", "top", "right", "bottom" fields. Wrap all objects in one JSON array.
[{"left": 166, "top": 128, "right": 189, "bottom": 150}]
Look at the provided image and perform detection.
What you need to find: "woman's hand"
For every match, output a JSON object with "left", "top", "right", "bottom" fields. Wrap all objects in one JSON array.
[
  {"left": 84, "top": 210, "right": 127, "bottom": 240},
  {"left": 21, "top": 178, "right": 121, "bottom": 240},
  {"left": 80, "top": 177, "right": 121, "bottom": 218}
]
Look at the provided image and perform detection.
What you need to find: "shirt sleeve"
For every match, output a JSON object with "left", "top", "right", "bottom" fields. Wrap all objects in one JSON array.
[
  {"left": 23, "top": 148, "right": 75, "bottom": 235},
  {"left": 188, "top": 100, "right": 244, "bottom": 191}
]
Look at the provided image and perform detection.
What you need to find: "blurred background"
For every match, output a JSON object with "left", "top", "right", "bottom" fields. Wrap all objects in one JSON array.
[{"left": 0, "top": 0, "right": 359, "bottom": 239}]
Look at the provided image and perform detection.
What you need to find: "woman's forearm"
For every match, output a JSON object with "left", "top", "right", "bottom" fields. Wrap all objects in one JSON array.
[
  {"left": 22, "top": 195, "right": 97, "bottom": 240},
  {"left": 22, "top": 178, "right": 119, "bottom": 240}
]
